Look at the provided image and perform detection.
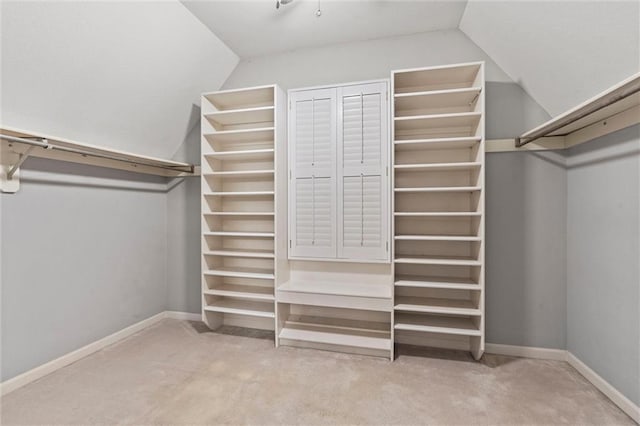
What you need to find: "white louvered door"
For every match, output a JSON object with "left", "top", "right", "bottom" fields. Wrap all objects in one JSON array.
[
  {"left": 289, "top": 88, "right": 337, "bottom": 258},
  {"left": 337, "top": 82, "right": 389, "bottom": 261}
]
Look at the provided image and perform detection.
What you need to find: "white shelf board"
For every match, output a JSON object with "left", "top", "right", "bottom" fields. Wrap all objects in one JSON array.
[
  {"left": 204, "top": 86, "right": 274, "bottom": 111},
  {"left": 394, "top": 235, "right": 481, "bottom": 242},
  {"left": 279, "top": 317, "right": 391, "bottom": 351},
  {"left": 394, "top": 212, "right": 481, "bottom": 217},
  {"left": 204, "top": 249, "right": 275, "bottom": 259},
  {"left": 203, "top": 127, "right": 274, "bottom": 144},
  {"left": 204, "top": 299, "right": 275, "bottom": 318},
  {"left": 204, "top": 266, "right": 275, "bottom": 280},
  {"left": 0, "top": 127, "right": 194, "bottom": 178},
  {"left": 394, "top": 162, "right": 481, "bottom": 172},
  {"left": 204, "top": 231, "right": 275, "bottom": 238},
  {"left": 394, "top": 255, "right": 481, "bottom": 266},
  {"left": 394, "top": 112, "right": 481, "bottom": 132},
  {"left": 395, "top": 275, "right": 480, "bottom": 291},
  {"left": 204, "top": 106, "right": 274, "bottom": 127},
  {"left": 203, "top": 212, "right": 275, "bottom": 217},
  {"left": 278, "top": 280, "right": 391, "bottom": 299},
  {"left": 204, "top": 191, "right": 274, "bottom": 197},
  {"left": 394, "top": 136, "right": 481, "bottom": 151},
  {"left": 395, "top": 296, "right": 481, "bottom": 316},
  {"left": 204, "top": 148, "right": 274, "bottom": 160},
  {"left": 394, "top": 313, "right": 481, "bottom": 337},
  {"left": 204, "top": 284, "right": 274, "bottom": 301},
  {"left": 205, "top": 169, "right": 274, "bottom": 177},
  {"left": 394, "top": 87, "right": 481, "bottom": 114},
  {"left": 393, "top": 63, "right": 482, "bottom": 94},
  {"left": 395, "top": 186, "right": 481, "bottom": 193}
]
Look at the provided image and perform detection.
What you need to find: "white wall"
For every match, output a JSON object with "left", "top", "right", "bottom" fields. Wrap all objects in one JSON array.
[
  {"left": 0, "top": 0, "right": 238, "bottom": 158},
  {"left": 566, "top": 125, "right": 640, "bottom": 405},
  {"left": 460, "top": 0, "right": 640, "bottom": 116},
  {"left": 0, "top": 1, "right": 237, "bottom": 381},
  {"left": 223, "top": 29, "right": 512, "bottom": 90}
]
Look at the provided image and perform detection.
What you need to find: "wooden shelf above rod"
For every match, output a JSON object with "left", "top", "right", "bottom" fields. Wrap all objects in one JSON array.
[{"left": 1, "top": 126, "right": 198, "bottom": 193}]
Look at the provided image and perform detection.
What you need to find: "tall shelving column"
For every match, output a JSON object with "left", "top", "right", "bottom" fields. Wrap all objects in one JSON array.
[
  {"left": 391, "top": 63, "right": 485, "bottom": 359},
  {"left": 201, "top": 85, "right": 287, "bottom": 335}
]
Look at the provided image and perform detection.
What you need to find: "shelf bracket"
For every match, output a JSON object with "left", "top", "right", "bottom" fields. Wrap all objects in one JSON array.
[{"left": 1, "top": 141, "right": 44, "bottom": 193}]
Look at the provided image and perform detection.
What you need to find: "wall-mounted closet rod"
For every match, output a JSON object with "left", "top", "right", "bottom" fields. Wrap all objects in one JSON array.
[
  {"left": 516, "top": 72, "right": 640, "bottom": 147},
  {"left": 1, "top": 134, "right": 194, "bottom": 174}
]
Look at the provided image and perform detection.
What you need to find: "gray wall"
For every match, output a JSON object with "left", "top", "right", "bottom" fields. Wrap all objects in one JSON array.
[
  {"left": 166, "top": 123, "right": 202, "bottom": 314},
  {"left": 566, "top": 125, "right": 640, "bottom": 405},
  {"left": 486, "top": 151, "right": 567, "bottom": 349},
  {"left": 0, "top": 161, "right": 168, "bottom": 381}
]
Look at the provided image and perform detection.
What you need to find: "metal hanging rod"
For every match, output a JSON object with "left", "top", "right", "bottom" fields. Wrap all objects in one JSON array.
[
  {"left": 1, "top": 134, "right": 194, "bottom": 174},
  {"left": 516, "top": 73, "right": 640, "bottom": 147}
]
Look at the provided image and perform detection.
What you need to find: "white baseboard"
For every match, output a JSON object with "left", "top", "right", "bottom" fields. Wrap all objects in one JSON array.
[
  {"left": 165, "top": 311, "right": 201, "bottom": 321},
  {"left": 0, "top": 311, "right": 167, "bottom": 396},
  {"left": 566, "top": 352, "right": 640, "bottom": 423},
  {"left": 486, "top": 343, "right": 639, "bottom": 423},
  {"left": 485, "top": 343, "right": 567, "bottom": 361}
]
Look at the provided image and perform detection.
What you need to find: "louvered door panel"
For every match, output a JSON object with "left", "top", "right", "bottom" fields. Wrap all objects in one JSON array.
[
  {"left": 338, "top": 82, "right": 389, "bottom": 261},
  {"left": 289, "top": 88, "right": 337, "bottom": 258}
]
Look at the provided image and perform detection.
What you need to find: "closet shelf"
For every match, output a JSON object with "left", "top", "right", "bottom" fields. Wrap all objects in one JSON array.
[
  {"left": 204, "top": 267, "right": 275, "bottom": 280},
  {"left": 278, "top": 280, "right": 391, "bottom": 299},
  {"left": 203, "top": 212, "right": 275, "bottom": 217},
  {"left": 204, "top": 249, "right": 275, "bottom": 259},
  {"left": 394, "top": 162, "right": 481, "bottom": 172},
  {"left": 394, "top": 112, "right": 481, "bottom": 132},
  {"left": 204, "top": 299, "right": 275, "bottom": 318},
  {"left": 203, "top": 127, "right": 274, "bottom": 144},
  {"left": 395, "top": 186, "right": 481, "bottom": 193},
  {"left": 394, "top": 87, "right": 482, "bottom": 115},
  {"left": 394, "top": 136, "right": 481, "bottom": 151},
  {"left": 204, "top": 86, "right": 275, "bottom": 111},
  {"left": 279, "top": 316, "right": 392, "bottom": 351},
  {"left": 204, "top": 148, "right": 274, "bottom": 160},
  {"left": 393, "top": 63, "right": 481, "bottom": 94},
  {"left": 204, "top": 284, "right": 274, "bottom": 301},
  {"left": 394, "top": 212, "right": 482, "bottom": 217},
  {"left": 204, "top": 106, "right": 274, "bottom": 127},
  {"left": 204, "top": 191, "right": 274, "bottom": 197},
  {"left": 395, "top": 275, "right": 480, "bottom": 291},
  {"left": 205, "top": 169, "right": 274, "bottom": 177},
  {"left": 204, "top": 231, "right": 275, "bottom": 238},
  {"left": 394, "top": 235, "right": 481, "bottom": 242},
  {"left": 394, "top": 255, "right": 481, "bottom": 266},
  {"left": 277, "top": 281, "right": 392, "bottom": 312},
  {"left": 394, "top": 313, "right": 481, "bottom": 337},
  {"left": 395, "top": 296, "right": 481, "bottom": 316}
]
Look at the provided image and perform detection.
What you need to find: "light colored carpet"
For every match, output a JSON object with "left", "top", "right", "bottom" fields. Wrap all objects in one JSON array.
[{"left": 0, "top": 319, "right": 633, "bottom": 425}]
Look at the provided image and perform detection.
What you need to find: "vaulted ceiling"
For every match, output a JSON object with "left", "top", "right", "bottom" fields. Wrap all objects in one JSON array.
[
  {"left": 181, "top": 0, "right": 468, "bottom": 58},
  {"left": 186, "top": 0, "right": 640, "bottom": 117}
]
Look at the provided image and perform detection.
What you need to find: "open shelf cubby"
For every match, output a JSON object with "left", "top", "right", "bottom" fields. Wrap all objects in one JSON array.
[
  {"left": 392, "top": 62, "right": 485, "bottom": 360},
  {"left": 201, "top": 85, "right": 286, "bottom": 333}
]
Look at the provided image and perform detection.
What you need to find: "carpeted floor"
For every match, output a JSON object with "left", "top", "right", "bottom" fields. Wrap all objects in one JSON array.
[{"left": 0, "top": 319, "right": 633, "bottom": 425}]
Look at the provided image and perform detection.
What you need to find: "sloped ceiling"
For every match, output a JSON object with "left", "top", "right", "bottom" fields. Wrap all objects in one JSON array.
[
  {"left": 460, "top": 0, "right": 640, "bottom": 116},
  {"left": 1, "top": 1, "right": 239, "bottom": 158},
  {"left": 181, "top": 0, "right": 468, "bottom": 58}
]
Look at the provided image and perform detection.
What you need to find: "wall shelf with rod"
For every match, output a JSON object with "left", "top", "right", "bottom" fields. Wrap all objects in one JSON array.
[{"left": 0, "top": 127, "right": 198, "bottom": 193}]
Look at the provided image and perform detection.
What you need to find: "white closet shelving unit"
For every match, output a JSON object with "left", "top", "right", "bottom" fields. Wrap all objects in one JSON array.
[
  {"left": 201, "top": 85, "right": 288, "bottom": 333},
  {"left": 391, "top": 63, "right": 486, "bottom": 359}
]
